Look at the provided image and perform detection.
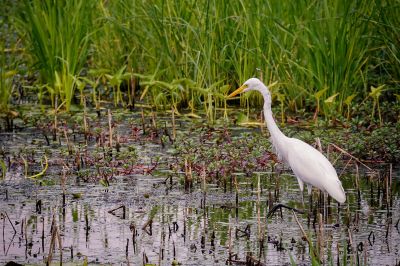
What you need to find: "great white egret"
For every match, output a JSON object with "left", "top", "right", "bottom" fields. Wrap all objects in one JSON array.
[{"left": 228, "top": 78, "right": 346, "bottom": 203}]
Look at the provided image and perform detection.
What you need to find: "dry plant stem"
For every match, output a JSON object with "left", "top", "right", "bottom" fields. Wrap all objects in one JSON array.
[
  {"left": 389, "top": 163, "right": 393, "bottom": 206},
  {"left": 3, "top": 212, "right": 16, "bottom": 233},
  {"left": 256, "top": 174, "right": 264, "bottom": 259},
  {"left": 108, "top": 109, "right": 113, "bottom": 148},
  {"left": 363, "top": 240, "right": 367, "bottom": 265},
  {"left": 317, "top": 213, "right": 324, "bottom": 262},
  {"left": 61, "top": 166, "right": 67, "bottom": 206},
  {"left": 355, "top": 163, "right": 361, "bottom": 200},
  {"left": 151, "top": 111, "right": 157, "bottom": 130},
  {"left": 348, "top": 228, "right": 356, "bottom": 262},
  {"left": 141, "top": 109, "right": 146, "bottom": 135},
  {"left": 63, "top": 127, "right": 72, "bottom": 154},
  {"left": 141, "top": 218, "right": 152, "bottom": 231},
  {"left": 338, "top": 157, "right": 354, "bottom": 179},
  {"left": 53, "top": 96, "right": 58, "bottom": 141},
  {"left": 336, "top": 241, "right": 340, "bottom": 265},
  {"left": 83, "top": 97, "right": 88, "bottom": 139},
  {"left": 257, "top": 174, "right": 262, "bottom": 240},
  {"left": 328, "top": 143, "right": 374, "bottom": 172},
  {"left": 47, "top": 214, "right": 63, "bottom": 265},
  {"left": 292, "top": 210, "right": 319, "bottom": 259},
  {"left": 228, "top": 225, "right": 232, "bottom": 265},
  {"left": 172, "top": 107, "right": 176, "bottom": 140},
  {"left": 184, "top": 158, "right": 192, "bottom": 190}
]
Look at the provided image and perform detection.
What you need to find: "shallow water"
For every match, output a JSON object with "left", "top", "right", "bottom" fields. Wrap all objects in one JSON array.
[{"left": 0, "top": 111, "right": 399, "bottom": 265}]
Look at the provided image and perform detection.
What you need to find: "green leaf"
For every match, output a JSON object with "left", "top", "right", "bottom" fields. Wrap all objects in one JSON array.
[
  {"left": 344, "top": 93, "right": 357, "bottom": 105},
  {"left": 324, "top": 93, "right": 339, "bottom": 103},
  {"left": 369, "top": 84, "right": 385, "bottom": 99},
  {"left": 54, "top": 71, "right": 62, "bottom": 89},
  {"left": 314, "top": 88, "right": 327, "bottom": 99}
]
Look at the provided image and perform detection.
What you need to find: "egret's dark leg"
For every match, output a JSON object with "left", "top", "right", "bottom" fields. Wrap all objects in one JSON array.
[{"left": 307, "top": 185, "right": 313, "bottom": 215}]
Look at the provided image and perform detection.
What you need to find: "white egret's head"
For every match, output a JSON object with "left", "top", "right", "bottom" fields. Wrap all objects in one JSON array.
[{"left": 228, "top": 78, "right": 271, "bottom": 104}]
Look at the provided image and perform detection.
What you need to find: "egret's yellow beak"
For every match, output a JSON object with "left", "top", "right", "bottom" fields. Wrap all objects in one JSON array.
[{"left": 227, "top": 84, "right": 248, "bottom": 98}]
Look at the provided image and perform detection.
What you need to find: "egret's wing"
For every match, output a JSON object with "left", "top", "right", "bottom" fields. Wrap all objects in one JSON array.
[
  {"left": 286, "top": 138, "right": 335, "bottom": 189},
  {"left": 286, "top": 138, "right": 346, "bottom": 203}
]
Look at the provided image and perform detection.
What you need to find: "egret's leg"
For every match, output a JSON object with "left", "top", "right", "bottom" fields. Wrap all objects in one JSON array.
[
  {"left": 296, "top": 177, "right": 305, "bottom": 207},
  {"left": 307, "top": 184, "right": 313, "bottom": 214}
]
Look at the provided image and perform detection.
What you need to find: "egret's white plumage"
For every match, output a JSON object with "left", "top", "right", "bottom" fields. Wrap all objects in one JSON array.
[{"left": 228, "top": 78, "right": 346, "bottom": 203}]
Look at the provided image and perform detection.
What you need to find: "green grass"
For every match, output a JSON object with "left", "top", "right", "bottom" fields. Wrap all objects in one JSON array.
[
  {"left": 7, "top": 0, "right": 400, "bottom": 122},
  {"left": 0, "top": 1, "right": 21, "bottom": 115},
  {"left": 18, "top": 0, "right": 95, "bottom": 111},
  {"left": 0, "top": 48, "right": 16, "bottom": 113}
]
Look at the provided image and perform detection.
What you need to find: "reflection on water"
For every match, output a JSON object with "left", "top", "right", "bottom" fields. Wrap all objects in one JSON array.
[
  {"left": 0, "top": 113, "right": 399, "bottom": 265},
  {"left": 1, "top": 170, "right": 399, "bottom": 265}
]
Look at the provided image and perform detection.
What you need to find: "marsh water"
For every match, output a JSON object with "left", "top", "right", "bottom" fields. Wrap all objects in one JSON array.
[{"left": 0, "top": 110, "right": 399, "bottom": 265}]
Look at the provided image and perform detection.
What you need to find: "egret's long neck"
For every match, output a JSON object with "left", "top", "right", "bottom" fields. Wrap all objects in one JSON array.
[
  {"left": 260, "top": 89, "right": 288, "bottom": 160},
  {"left": 260, "top": 90, "right": 285, "bottom": 139},
  {"left": 263, "top": 102, "right": 286, "bottom": 140}
]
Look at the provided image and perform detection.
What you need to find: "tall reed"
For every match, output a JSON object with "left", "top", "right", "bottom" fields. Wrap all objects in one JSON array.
[
  {"left": 371, "top": 0, "right": 400, "bottom": 86},
  {"left": 18, "top": 0, "right": 95, "bottom": 111},
  {"left": 95, "top": 0, "right": 380, "bottom": 119},
  {"left": 13, "top": 0, "right": 398, "bottom": 120}
]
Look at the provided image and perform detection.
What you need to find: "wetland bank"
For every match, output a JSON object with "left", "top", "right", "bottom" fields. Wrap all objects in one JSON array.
[{"left": 1, "top": 0, "right": 400, "bottom": 265}]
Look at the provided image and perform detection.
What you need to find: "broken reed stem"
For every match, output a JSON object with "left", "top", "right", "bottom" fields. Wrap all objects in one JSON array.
[
  {"left": 348, "top": 228, "right": 356, "bottom": 262},
  {"left": 292, "top": 210, "right": 319, "bottom": 260},
  {"left": 108, "top": 109, "right": 113, "bottom": 148},
  {"left": 257, "top": 174, "right": 262, "bottom": 239},
  {"left": 63, "top": 127, "right": 72, "bottom": 154},
  {"left": 83, "top": 97, "right": 88, "bottom": 139},
  {"left": 317, "top": 213, "right": 324, "bottom": 263},
  {"left": 363, "top": 240, "right": 367, "bottom": 265},
  {"left": 200, "top": 164, "right": 207, "bottom": 208},
  {"left": 385, "top": 172, "right": 389, "bottom": 210},
  {"left": 47, "top": 214, "right": 63, "bottom": 265},
  {"left": 172, "top": 107, "right": 176, "bottom": 140},
  {"left": 116, "top": 131, "right": 121, "bottom": 152},
  {"left": 338, "top": 157, "right": 353, "bottom": 179},
  {"left": 328, "top": 143, "right": 374, "bottom": 172},
  {"left": 151, "top": 111, "right": 157, "bottom": 134},
  {"left": 159, "top": 224, "right": 165, "bottom": 265},
  {"left": 3, "top": 212, "right": 16, "bottom": 233},
  {"left": 53, "top": 96, "right": 58, "bottom": 141},
  {"left": 257, "top": 174, "right": 264, "bottom": 258},
  {"left": 184, "top": 158, "right": 192, "bottom": 190},
  {"left": 355, "top": 163, "right": 360, "bottom": 200},
  {"left": 228, "top": 224, "right": 232, "bottom": 265},
  {"left": 141, "top": 109, "right": 146, "bottom": 135},
  {"left": 61, "top": 166, "right": 67, "bottom": 206},
  {"left": 389, "top": 163, "right": 392, "bottom": 207}
]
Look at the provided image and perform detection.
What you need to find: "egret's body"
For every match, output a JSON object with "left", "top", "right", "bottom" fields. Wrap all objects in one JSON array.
[{"left": 228, "top": 78, "right": 346, "bottom": 203}]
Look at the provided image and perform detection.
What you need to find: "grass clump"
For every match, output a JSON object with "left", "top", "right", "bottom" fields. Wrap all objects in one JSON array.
[{"left": 17, "top": 0, "right": 95, "bottom": 111}]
